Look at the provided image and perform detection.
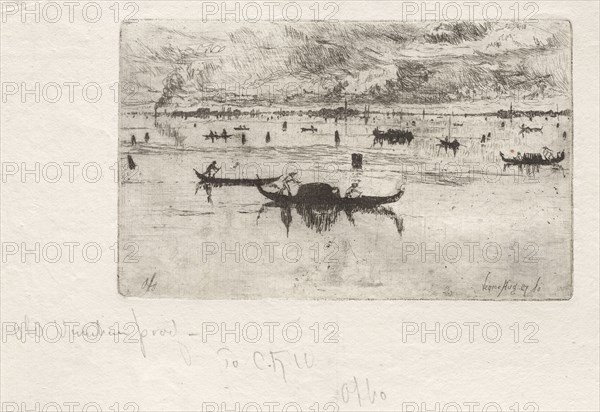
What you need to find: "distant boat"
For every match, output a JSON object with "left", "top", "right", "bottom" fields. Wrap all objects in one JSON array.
[
  {"left": 519, "top": 125, "right": 543, "bottom": 136},
  {"left": 256, "top": 182, "right": 405, "bottom": 208},
  {"left": 499, "top": 151, "right": 565, "bottom": 166},
  {"left": 372, "top": 128, "right": 414, "bottom": 146},
  {"left": 234, "top": 126, "right": 250, "bottom": 131},
  {"left": 194, "top": 169, "right": 280, "bottom": 186},
  {"left": 301, "top": 126, "right": 317, "bottom": 133}
]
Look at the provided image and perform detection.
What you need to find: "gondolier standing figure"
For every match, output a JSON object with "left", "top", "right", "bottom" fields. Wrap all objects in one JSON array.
[
  {"left": 279, "top": 172, "right": 301, "bottom": 196},
  {"left": 205, "top": 161, "right": 220, "bottom": 178}
]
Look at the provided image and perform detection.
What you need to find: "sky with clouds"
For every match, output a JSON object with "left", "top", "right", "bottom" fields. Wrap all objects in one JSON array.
[{"left": 120, "top": 20, "right": 571, "bottom": 111}]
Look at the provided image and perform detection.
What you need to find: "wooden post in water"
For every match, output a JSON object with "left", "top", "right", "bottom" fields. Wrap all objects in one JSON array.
[
  {"left": 344, "top": 97, "right": 348, "bottom": 121},
  {"left": 351, "top": 153, "right": 363, "bottom": 169}
]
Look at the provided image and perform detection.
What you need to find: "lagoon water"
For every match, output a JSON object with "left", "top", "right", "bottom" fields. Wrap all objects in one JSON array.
[{"left": 118, "top": 112, "right": 572, "bottom": 299}]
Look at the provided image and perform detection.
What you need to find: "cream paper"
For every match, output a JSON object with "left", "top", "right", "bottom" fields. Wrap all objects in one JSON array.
[{"left": 0, "top": 1, "right": 598, "bottom": 411}]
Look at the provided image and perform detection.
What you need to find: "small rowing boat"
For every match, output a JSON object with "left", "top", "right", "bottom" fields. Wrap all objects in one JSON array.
[
  {"left": 194, "top": 169, "right": 281, "bottom": 186},
  {"left": 256, "top": 182, "right": 404, "bottom": 208},
  {"left": 233, "top": 126, "right": 250, "bottom": 131},
  {"left": 301, "top": 127, "right": 317, "bottom": 133}
]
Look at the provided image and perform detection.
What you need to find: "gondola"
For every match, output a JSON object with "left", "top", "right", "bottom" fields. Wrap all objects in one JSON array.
[
  {"left": 499, "top": 151, "right": 565, "bottom": 166},
  {"left": 256, "top": 182, "right": 405, "bottom": 208},
  {"left": 194, "top": 169, "right": 281, "bottom": 186},
  {"left": 233, "top": 126, "right": 250, "bottom": 131},
  {"left": 300, "top": 127, "right": 317, "bottom": 133}
]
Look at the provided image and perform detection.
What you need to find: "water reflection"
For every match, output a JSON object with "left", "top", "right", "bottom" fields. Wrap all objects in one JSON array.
[
  {"left": 257, "top": 202, "right": 404, "bottom": 237},
  {"left": 195, "top": 182, "right": 213, "bottom": 204}
]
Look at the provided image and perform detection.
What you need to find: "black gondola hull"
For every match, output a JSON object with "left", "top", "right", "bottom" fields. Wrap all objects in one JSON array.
[
  {"left": 256, "top": 183, "right": 405, "bottom": 208},
  {"left": 194, "top": 170, "right": 281, "bottom": 186}
]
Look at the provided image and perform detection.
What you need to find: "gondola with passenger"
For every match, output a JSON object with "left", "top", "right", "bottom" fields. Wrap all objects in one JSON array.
[
  {"left": 256, "top": 182, "right": 404, "bottom": 208},
  {"left": 499, "top": 150, "right": 565, "bottom": 166}
]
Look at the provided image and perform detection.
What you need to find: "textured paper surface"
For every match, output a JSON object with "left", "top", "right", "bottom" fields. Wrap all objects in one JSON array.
[{"left": 1, "top": 1, "right": 599, "bottom": 411}]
